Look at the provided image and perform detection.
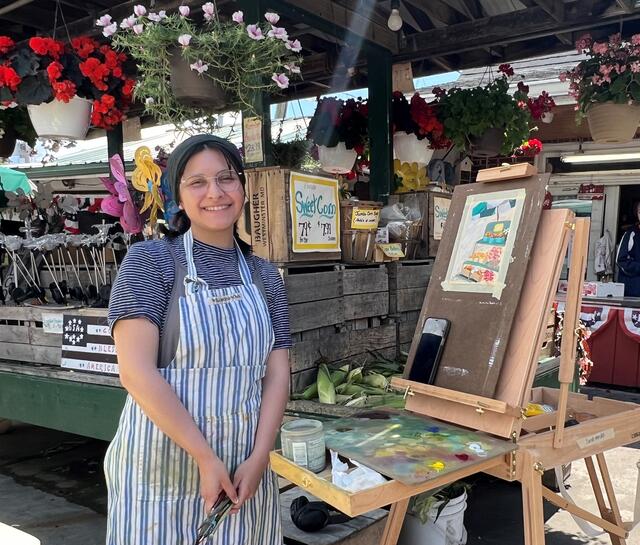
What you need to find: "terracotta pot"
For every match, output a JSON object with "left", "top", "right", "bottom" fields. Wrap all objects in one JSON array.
[
  {"left": 587, "top": 102, "right": 640, "bottom": 144},
  {"left": 27, "top": 96, "right": 92, "bottom": 140},
  {"left": 469, "top": 127, "right": 504, "bottom": 158},
  {"left": 169, "top": 48, "right": 230, "bottom": 112},
  {"left": 393, "top": 132, "right": 434, "bottom": 165},
  {"left": 318, "top": 142, "right": 357, "bottom": 174},
  {"left": 0, "top": 126, "right": 17, "bottom": 158}
]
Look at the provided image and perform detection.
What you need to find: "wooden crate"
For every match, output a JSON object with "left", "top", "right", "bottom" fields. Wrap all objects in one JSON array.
[
  {"left": 340, "top": 200, "right": 382, "bottom": 263},
  {"left": 283, "top": 262, "right": 393, "bottom": 393},
  {"left": 237, "top": 167, "right": 341, "bottom": 264},
  {"left": 387, "top": 190, "right": 452, "bottom": 258}
]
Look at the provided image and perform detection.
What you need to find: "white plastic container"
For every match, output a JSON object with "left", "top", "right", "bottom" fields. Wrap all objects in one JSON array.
[
  {"left": 27, "top": 96, "right": 92, "bottom": 140},
  {"left": 318, "top": 142, "right": 357, "bottom": 174},
  {"left": 393, "top": 132, "right": 434, "bottom": 166},
  {"left": 399, "top": 490, "right": 468, "bottom": 545}
]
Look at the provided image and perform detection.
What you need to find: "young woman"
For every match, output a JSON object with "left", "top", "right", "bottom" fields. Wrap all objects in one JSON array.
[{"left": 104, "top": 135, "right": 291, "bottom": 544}]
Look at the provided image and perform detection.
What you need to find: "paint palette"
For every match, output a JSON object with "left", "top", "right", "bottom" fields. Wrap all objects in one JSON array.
[{"left": 323, "top": 409, "right": 515, "bottom": 485}]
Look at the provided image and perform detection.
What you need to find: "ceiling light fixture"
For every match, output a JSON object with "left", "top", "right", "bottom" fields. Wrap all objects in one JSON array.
[
  {"left": 560, "top": 152, "right": 640, "bottom": 164},
  {"left": 388, "top": 0, "right": 403, "bottom": 31}
]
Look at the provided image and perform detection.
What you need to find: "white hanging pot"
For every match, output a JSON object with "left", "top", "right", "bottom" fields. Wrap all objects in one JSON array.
[
  {"left": 27, "top": 96, "right": 92, "bottom": 140},
  {"left": 586, "top": 102, "right": 640, "bottom": 144},
  {"left": 393, "top": 132, "right": 434, "bottom": 166},
  {"left": 318, "top": 142, "right": 357, "bottom": 174},
  {"left": 541, "top": 111, "right": 554, "bottom": 124}
]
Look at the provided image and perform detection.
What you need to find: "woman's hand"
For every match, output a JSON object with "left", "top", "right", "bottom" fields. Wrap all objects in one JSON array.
[
  {"left": 229, "top": 453, "right": 269, "bottom": 514},
  {"left": 198, "top": 452, "right": 239, "bottom": 513}
]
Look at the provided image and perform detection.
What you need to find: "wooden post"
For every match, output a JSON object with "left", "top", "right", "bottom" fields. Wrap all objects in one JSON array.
[
  {"left": 596, "top": 453, "right": 628, "bottom": 545},
  {"left": 380, "top": 497, "right": 410, "bottom": 545},
  {"left": 554, "top": 217, "right": 589, "bottom": 448},
  {"left": 367, "top": 45, "right": 393, "bottom": 202},
  {"left": 106, "top": 123, "right": 124, "bottom": 168},
  {"left": 521, "top": 452, "right": 546, "bottom": 545}
]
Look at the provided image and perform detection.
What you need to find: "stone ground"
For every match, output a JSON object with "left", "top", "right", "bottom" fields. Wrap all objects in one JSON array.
[{"left": 0, "top": 400, "right": 639, "bottom": 544}]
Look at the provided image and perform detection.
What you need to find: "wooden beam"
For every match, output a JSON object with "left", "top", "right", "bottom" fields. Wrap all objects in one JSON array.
[
  {"left": 399, "top": 5, "right": 640, "bottom": 62},
  {"left": 404, "top": 0, "right": 464, "bottom": 26},
  {"left": 0, "top": 11, "right": 51, "bottom": 30},
  {"left": 441, "top": 0, "right": 482, "bottom": 19},
  {"left": 532, "top": 0, "right": 565, "bottom": 21},
  {"left": 271, "top": 0, "right": 398, "bottom": 52}
]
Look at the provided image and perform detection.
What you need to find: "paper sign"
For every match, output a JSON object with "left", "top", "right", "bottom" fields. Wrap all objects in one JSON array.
[
  {"left": 351, "top": 208, "right": 380, "bottom": 230},
  {"left": 243, "top": 116, "right": 264, "bottom": 164},
  {"left": 376, "top": 227, "right": 389, "bottom": 244},
  {"left": 290, "top": 172, "right": 340, "bottom": 253},
  {"left": 433, "top": 196, "right": 450, "bottom": 241},
  {"left": 577, "top": 428, "right": 614, "bottom": 449},
  {"left": 377, "top": 243, "right": 405, "bottom": 258},
  {"left": 42, "top": 312, "right": 64, "bottom": 334},
  {"left": 61, "top": 314, "right": 118, "bottom": 375}
]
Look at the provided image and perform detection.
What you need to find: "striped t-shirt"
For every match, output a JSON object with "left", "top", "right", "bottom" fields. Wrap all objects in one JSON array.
[{"left": 108, "top": 235, "right": 292, "bottom": 351}]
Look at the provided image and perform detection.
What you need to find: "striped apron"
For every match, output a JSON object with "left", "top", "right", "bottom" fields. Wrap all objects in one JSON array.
[{"left": 104, "top": 229, "right": 280, "bottom": 545}]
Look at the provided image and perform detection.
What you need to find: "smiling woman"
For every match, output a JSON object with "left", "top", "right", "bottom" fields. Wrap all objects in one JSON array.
[{"left": 104, "top": 134, "right": 291, "bottom": 545}]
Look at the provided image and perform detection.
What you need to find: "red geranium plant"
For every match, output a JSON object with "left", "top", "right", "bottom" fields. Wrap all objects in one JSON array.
[
  {"left": 392, "top": 92, "right": 450, "bottom": 149},
  {"left": 307, "top": 96, "right": 369, "bottom": 154},
  {"left": 0, "top": 34, "right": 135, "bottom": 130}
]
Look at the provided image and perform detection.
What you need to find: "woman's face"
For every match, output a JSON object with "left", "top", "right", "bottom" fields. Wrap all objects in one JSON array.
[{"left": 178, "top": 148, "right": 245, "bottom": 236}]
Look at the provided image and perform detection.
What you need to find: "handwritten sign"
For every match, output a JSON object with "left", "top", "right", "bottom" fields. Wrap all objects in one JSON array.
[
  {"left": 42, "top": 312, "right": 64, "bottom": 334},
  {"left": 61, "top": 314, "right": 118, "bottom": 375},
  {"left": 433, "top": 196, "right": 450, "bottom": 241},
  {"left": 289, "top": 172, "right": 340, "bottom": 253},
  {"left": 351, "top": 208, "right": 380, "bottom": 230},
  {"left": 243, "top": 116, "right": 264, "bottom": 164},
  {"left": 377, "top": 243, "right": 405, "bottom": 258}
]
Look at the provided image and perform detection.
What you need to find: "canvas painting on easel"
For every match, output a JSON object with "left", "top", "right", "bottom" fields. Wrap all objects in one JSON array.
[{"left": 404, "top": 174, "right": 548, "bottom": 398}]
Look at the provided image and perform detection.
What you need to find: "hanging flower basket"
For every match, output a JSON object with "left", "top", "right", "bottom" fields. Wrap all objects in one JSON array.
[
  {"left": 27, "top": 96, "right": 92, "bottom": 140},
  {"left": 318, "top": 142, "right": 357, "bottom": 174},
  {"left": 586, "top": 102, "right": 640, "bottom": 144},
  {"left": 469, "top": 127, "right": 505, "bottom": 158},
  {"left": 0, "top": 127, "right": 17, "bottom": 158},
  {"left": 393, "top": 132, "right": 435, "bottom": 165},
  {"left": 169, "top": 48, "right": 230, "bottom": 112}
]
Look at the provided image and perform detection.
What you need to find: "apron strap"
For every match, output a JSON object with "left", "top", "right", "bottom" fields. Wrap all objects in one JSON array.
[
  {"left": 235, "top": 240, "right": 253, "bottom": 287},
  {"left": 183, "top": 229, "right": 209, "bottom": 293}
]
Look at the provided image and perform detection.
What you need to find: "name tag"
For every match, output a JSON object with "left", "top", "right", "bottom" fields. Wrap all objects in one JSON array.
[{"left": 209, "top": 294, "right": 242, "bottom": 305}]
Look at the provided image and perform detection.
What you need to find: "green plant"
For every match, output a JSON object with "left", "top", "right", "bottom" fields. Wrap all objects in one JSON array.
[
  {"left": 562, "top": 32, "right": 640, "bottom": 120},
  {"left": 0, "top": 106, "right": 37, "bottom": 148},
  {"left": 409, "top": 481, "right": 471, "bottom": 524},
  {"left": 434, "top": 65, "right": 532, "bottom": 155},
  {"left": 271, "top": 137, "right": 311, "bottom": 169},
  {"left": 106, "top": 4, "right": 302, "bottom": 126},
  {"left": 307, "top": 97, "right": 368, "bottom": 153}
]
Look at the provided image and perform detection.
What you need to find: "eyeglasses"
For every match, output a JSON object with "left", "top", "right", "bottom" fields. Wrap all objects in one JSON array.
[
  {"left": 194, "top": 495, "right": 234, "bottom": 544},
  {"left": 181, "top": 170, "right": 242, "bottom": 194}
]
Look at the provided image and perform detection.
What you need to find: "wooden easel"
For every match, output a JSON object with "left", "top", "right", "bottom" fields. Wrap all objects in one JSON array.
[{"left": 271, "top": 171, "right": 640, "bottom": 545}]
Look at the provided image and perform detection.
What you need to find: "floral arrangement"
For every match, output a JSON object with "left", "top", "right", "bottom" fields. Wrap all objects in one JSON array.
[
  {"left": 393, "top": 159, "right": 429, "bottom": 192},
  {"left": 434, "top": 64, "right": 539, "bottom": 155},
  {"left": 392, "top": 92, "right": 449, "bottom": 148},
  {"left": 0, "top": 34, "right": 135, "bottom": 130},
  {"left": 102, "top": 4, "right": 302, "bottom": 125},
  {"left": 560, "top": 32, "right": 640, "bottom": 119},
  {"left": 307, "top": 97, "right": 369, "bottom": 154},
  {"left": 513, "top": 137, "right": 543, "bottom": 158}
]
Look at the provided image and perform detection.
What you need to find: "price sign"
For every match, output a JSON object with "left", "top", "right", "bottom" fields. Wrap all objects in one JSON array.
[
  {"left": 433, "top": 196, "right": 451, "bottom": 241},
  {"left": 351, "top": 208, "right": 380, "bottom": 230},
  {"left": 243, "top": 116, "right": 264, "bottom": 164},
  {"left": 61, "top": 314, "right": 118, "bottom": 375}
]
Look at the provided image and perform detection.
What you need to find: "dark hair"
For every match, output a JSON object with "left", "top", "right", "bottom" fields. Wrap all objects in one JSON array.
[{"left": 163, "top": 135, "right": 251, "bottom": 254}]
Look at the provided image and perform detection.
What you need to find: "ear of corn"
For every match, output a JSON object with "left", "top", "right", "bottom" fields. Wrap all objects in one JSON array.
[{"left": 317, "top": 364, "right": 336, "bottom": 404}]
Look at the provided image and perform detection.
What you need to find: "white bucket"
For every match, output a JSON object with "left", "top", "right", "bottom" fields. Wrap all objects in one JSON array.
[
  {"left": 27, "top": 96, "right": 92, "bottom": 140},
  {"left": 318, "top": 142, "right": 357, "bottom": 174},
  {"left": 393, "top": 132, "right": 434, "bottom": 166},
  {"left": 399, "top": 490, "right": 468, "bottom": 545}
]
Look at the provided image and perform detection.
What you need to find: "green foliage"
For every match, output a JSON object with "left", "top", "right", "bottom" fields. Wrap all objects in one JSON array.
[
  {"left": 436, "top": 77, "right": 532, "bottom": 155},
  {"left": 110, "top": 9, "right": 301, "bottom": 127},
  {"left": 0, "top": 107, "right": 37, "bottom": 149},
  {"left": 409, "top": 481, "right": 471, "bottom": 524},
  {"left": 271, "top": 138, "right": 312, "bottom": 169}
]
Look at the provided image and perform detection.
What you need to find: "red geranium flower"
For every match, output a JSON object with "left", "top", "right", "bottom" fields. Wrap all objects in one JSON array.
[
  {"left": 122, "top": 79, "right": 135, "bottom": 97},
  {"left": 46, "top": 61, "right": 63, "bottom": 82},
  {"left": 71, "top": 37, "right": 99, "bottom": 59},
  {"left": 79, "top": 57, "right": 110, "bottom": 91},
  {"left": 0, "top": 36, "right": 15, "bottom": 55},
  {"left": 0, "top": 65, "right": 21, "bottom": 92},
  {"left": 498, "top": 63, "right": 514, "bottom": 77},
  {"left": 29, "top": 37, "right": 64, "bottom": 59},
  {"left": 52, "top": 80, "right": 77, "bottom": 102}
]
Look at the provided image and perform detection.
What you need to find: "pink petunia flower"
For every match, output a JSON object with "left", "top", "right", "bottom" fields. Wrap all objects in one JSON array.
[
  {"left": 202, "top": 2, "right": 215, "bottom": 21},
  {"left": 247, "top": 24, "right": 265, "bottom": 40},
  {"left": 632, "top": 34, "right": 640, "bottom": 46},
  {"left": 133, "top": 5, "right": 146, "bottom": 17},
  {"left": 148, "top": 11, "right": 166, "bottom": 22},
  {"left": 190, "top": 60, "right": 209, "bottom": 74},
  {"left": 96, "top": 14, "right": 113, "bottom": 27},
  {"left": 133, "top": 24, "right": 144, "bottom": 35},
  {"left": 264, "top": 12, "right": 280, "bottom": 25},
  {"left": 232, "top": 10, "right": 244, "bottom": 24},
  {"left": 178, "top": 34, "right": 192, "bottom": 46},
  {"left": 179, "top": 5, "right": 190, "bottom": 17},
  {"left": 284, "top": 63, "right": 301, "bottom": 74},
  {"left": 631, "top": 61, "right": 640, "bottom": 73},
  {"left": 558, "top": 72, "right": 567, "bottom": 82},
  {"left": 120, "top": 15, "right": 136, "bottom": 29},
  {"left": 272, "top": 73, "right": 289, "bottom": 89},
  {"left": 268, "top": 26, "right": 288, "bottom": 41},
  {"left": 285, "top": 39, "right": 302, "bottom": 52},
  {"left": 102, "top": 22, "right": 118, "bottom": 37},
  {"left": 592, "top": 42, "right": 609, "bottom": 55}
]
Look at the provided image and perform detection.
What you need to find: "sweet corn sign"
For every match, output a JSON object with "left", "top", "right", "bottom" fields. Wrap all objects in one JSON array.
[{"left": 290, "top": 172, "right": 341, "bottom": 253}]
